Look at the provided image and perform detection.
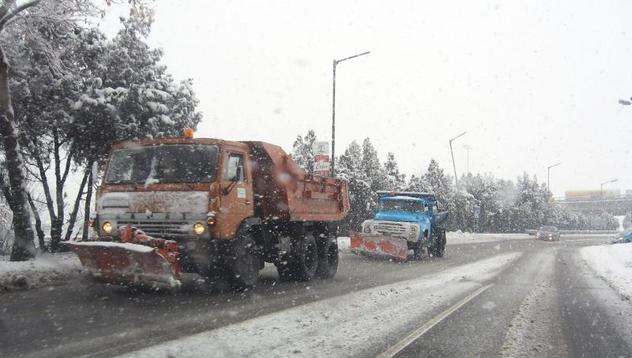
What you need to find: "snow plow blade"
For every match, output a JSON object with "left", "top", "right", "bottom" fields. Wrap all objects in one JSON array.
[
  {"left": 69, "top": 227, "right": 181, "bottom": 289},
  {"left": 350, "top": 232, "right": 409, "bottom": 261}
]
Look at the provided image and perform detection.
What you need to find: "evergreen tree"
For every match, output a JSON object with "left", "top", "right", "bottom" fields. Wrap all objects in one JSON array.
[
  {"left": 291, "top": 129, "right": 317, "bottom": 174},
  {"left": 360, "top": 138, "right": 386, "bottom": 192},
  {"left": 7, "top": 5, "right": 201, "bottom": 250},
  {"left": 337, "top": 141, "right": 374, "bottom": 231},
  {"left": 293, "top": 132, "right": 618, "bottom": 234},
  {"left": 406, "top": 174, "right": 430, "bottom": 192},
  {"left": 423, "top": 159, "right": 452, "bottom": 202},
  {"left": 384, "top": 152, "right": 405, "bottom": 191}
]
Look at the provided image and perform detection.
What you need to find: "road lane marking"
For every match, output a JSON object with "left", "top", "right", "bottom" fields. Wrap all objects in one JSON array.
[
  {"left": 376, "top": 283, "right": 495, "bottom": 358},
  {"left": 117, "top": 254, "right": 521, "bottom": 358}
]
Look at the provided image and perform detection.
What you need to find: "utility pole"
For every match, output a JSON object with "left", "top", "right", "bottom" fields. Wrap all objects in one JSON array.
[
  {"left": 330, "top": 51, "right": 370, "bottom": 177},
  {"left": 547, "top": 162, "right": 561, "bottom": 193},
  {"left": 463, "top": 144, "right": 471, "bottom": 174},
  {"left": 600, "top": 178, "right": 618, "bottom": 198},
  {"left": 449, "top": 131, "right": 466, "bottom": 187}
]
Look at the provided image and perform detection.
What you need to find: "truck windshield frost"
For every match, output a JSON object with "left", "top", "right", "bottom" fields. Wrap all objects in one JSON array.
[{"left": 105, "top": 144, "right": 219, "bottom": 184}]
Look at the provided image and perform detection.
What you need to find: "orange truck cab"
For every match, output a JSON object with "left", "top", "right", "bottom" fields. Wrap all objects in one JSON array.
[{"left": 79, "top": 132, "right": 350, "bottom": 289}]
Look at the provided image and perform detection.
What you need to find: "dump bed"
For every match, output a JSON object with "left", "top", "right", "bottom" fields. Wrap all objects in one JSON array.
[{"left": 245, "top": 141, "right": 350, "bottom": 222}]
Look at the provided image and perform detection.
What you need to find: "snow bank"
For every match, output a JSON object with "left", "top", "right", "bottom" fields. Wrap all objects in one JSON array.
[
  {"left": 447, "top": 231, "right": 531, "bottom": 245},
  {"left": 581, "top": 244, "right": 632, "bottom": 299},
  {"left": 120, "top": 252, "right": 521, "bottom": 358},
  {"left": 0, "top": 253, "right": 82, "bottom": 292}
]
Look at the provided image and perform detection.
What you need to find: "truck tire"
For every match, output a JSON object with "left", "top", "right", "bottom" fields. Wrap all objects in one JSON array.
[
  {"left": 276, "top": 234, "right": 319, "bottom": 281},
  {"left": 226, "top": 230, "right": 261, "bottom": 289},
  {"left": 411, "top": 242, "right": 424, "bottom": 260},
  {"left": 429, "top": 228, "right": 446, "bottom": 258},
  {"left": 316, "top": 237, "right": 338, "bottom": 279}
]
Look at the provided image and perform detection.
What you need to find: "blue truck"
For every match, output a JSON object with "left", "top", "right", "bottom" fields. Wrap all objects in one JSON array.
[{"left": 351, "top": 191, "right": 448, "bottom": 260}]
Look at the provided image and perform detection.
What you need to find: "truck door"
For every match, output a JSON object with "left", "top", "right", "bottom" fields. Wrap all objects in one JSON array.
[{"left": 220, "top": 151, "right": 254, "bottom": 238}]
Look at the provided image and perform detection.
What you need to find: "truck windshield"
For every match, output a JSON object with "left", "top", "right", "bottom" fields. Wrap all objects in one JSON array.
[
  {"left": 381, "top": 200, "right": 425, "bottom": 213},
  {"left": 105, "top": 144, "right": 219, "bottom": 184}
]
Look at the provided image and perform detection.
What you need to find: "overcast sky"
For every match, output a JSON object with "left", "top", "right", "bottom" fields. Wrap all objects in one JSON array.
[{"left": 102, "top": 0, "right": 632, "bottom": 197}]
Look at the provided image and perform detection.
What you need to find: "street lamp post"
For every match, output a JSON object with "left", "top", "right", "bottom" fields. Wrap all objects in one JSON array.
[
  {"left": 463, "top": 144, "right": 471, "bottom": 174},
  {"left": 600, "top": 178, "right": 618, "bottom": 198},
  {"left": 449, "top": 131, "right": 466, "bottom": 187},
  {"left": 330, "top": 51, "right": 370, "bottom": 177},
  {"left": 547, "top": 162, "right": 561, "bottom": 193}
]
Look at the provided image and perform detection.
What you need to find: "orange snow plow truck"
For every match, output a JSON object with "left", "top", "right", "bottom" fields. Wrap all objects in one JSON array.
[{"left": 70, "top": 131, "right": 350, "bottom": 289}]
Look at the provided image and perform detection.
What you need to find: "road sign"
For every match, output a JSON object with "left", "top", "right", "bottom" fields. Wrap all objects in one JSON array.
[{"left": 313, "top": 141, "right": 330, "bottom": 177}]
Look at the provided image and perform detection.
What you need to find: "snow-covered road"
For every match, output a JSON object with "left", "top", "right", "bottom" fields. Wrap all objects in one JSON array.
[
  {"left": 581, "top": 243, "right": 632, "bottom": 299},
  {"left": 120, "top": 253, "right": 521, "bottom": 358},
  {"left": 2, "top": 234, "right": 631, "bottom": 358}
]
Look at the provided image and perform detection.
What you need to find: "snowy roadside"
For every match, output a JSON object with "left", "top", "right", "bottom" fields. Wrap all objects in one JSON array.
[
  {"left": 446, "top": 231, "right": 531, "bottom": 245},
  {"left": 337, "top": 232, "right": 531, "bottom": 250},
  {"left": 0, "top": 253, "right": 83, "bottom": 292},
  {"left": 581, "top": 244, "right": 632, "bottom": 299},
  {"left": 119, "top": 252, "right": 521, "bottom": 358}
]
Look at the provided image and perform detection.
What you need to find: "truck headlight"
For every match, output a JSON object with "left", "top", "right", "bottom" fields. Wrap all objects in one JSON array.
[
  {"left": 409, "top": 226, "right": 418, "bottom": 240},
  {"left": 193, "top": 223, "right": 206, "bottom": 235},
  {"left": 102, "top": 221, "right": 113, "bottom": 234},
  {"left": 363, "top": 221, "right": 372, "bottom": 233}
]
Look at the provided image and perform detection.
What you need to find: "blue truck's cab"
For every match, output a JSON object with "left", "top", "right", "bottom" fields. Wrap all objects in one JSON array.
[{"left": 360, "top": 191, "right": 448, "bottom": 257}]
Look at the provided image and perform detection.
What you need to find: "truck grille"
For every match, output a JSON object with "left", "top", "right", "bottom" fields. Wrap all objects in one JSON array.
[
  {"left": 116, "top": 220, "right": 189, "bottom": 239},
  {"left": 374, "top": 221, "right": 408, "bottom": 237}
]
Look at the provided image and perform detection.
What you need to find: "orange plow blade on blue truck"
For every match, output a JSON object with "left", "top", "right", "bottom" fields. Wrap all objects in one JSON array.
[{"left": 350, "top": 232, "right": 409, "bottom": 261}]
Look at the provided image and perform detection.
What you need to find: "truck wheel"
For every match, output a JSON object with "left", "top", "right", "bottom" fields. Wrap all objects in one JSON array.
[
  {"left": 411, "top": 242, "right": 424, "bottom": 260},
  {"left": 432, "top": 229, "right": 446, "bottom": 257},
  {"left": 227, "top": 231, "right": 261, "bottom": 289},
  {"left": 276, "top": 234, "right": 319, "bottom": 281},
  {"left": 316, "top": 237, "right": 338, "bottom": 279}
]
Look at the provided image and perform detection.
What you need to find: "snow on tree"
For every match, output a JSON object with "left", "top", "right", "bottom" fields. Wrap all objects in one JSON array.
[
  {"left": 4, "top": 1, "right": 201, "bottom": 251},
  {"left": 406, "top": 174, "right": 430, "bottom": 192},
  {"left": 337, "top": 140, "right": 374, "bottom": 231},
  {"left": 360, "top": 137, "right": 387, "bottom": 192},
  {"left": 0, "top": 0, "right": 50, "bottom": 261},
  {"left": 423, "top": 159, "right": 453, "bottom": 203},
  {"left": 7, "top": 1, "right": 104, "bottom": 251},
  {"left": 383, "top": 152, "right": 406, "bottom": 191},
  {"left": 302, "top": 139, "right": 618, "bottom": 234},
  {"left": 291, "top": 129, "right": 317, "bottom": 174}
]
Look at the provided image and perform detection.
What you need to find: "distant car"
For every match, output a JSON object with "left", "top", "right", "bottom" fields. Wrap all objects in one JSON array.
[
  {"left": 614, "top": 231, "right": 632, "bottom": 244},
  {"left": 536, "top": 226, "right": 560, "bottom": 241}
]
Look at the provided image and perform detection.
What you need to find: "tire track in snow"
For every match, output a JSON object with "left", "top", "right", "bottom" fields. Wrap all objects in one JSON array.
[
  {"left": 119, "top": 252, "right": 522, "bottom": 358},
  {"left": 500, "top": 249, "right": 568, "bottom": 358}
]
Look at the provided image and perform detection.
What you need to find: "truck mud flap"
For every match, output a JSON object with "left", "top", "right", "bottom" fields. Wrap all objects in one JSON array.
[
  {"left": 350, "top": 232, "right": 409, "bottom": 261},
  {"left": 69, "top": 241, "right": 181, "bottom": 289}
]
